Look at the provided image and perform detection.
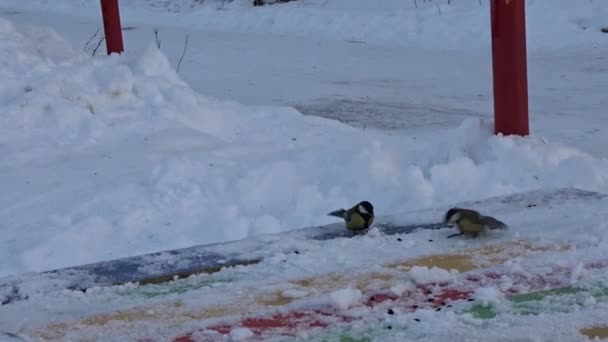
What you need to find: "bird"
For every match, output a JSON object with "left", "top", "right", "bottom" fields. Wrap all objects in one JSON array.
[
  {"left": 328, "top": 201, "right": 375, "bottom": 233},
  {"left": 443, "top": 208, "right": 508, "bottom": 238}
]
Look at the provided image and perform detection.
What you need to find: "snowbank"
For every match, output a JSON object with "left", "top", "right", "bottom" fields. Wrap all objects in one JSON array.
[
  {"left": 1, "top": 18, "right": 608, "bottom": 277},
  {"left": 2, "top": 0, "right": 607, "bottom": 50}
]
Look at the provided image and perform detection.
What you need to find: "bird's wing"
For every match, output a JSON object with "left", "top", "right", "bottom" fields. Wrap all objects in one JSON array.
[{"left": 481, "top": 215, "right": 509, "bottom": 229}]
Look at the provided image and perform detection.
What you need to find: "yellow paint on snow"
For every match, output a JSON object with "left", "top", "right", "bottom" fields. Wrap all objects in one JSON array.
[
  {"left": 19, "top": 239, "right": 570, "bottom": 340},
  {"left": 24, "top": 301, "right": 240, "bottom": 340},
  {"left": 387, "top": 240, "right": 568, "bottom": 273},
  {"left": 581, "top": 326, "right": 608, "bottom": 340}
]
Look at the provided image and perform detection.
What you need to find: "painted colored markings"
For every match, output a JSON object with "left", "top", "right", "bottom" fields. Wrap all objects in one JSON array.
[
  {"left": 119, "top": 276, "right": 234, "bottom": 299},
  {"left": 469, "top": 282, "right": 608, "bottom": 319},
  {"left": 175, "top": 257, "right": 601, "bottom": 341},
  {"left": 386, "top": 240, "right": 569, "bottom": 273},
  {"left": 581, "top": 326, "right": 608, "bottom": 340},
  {"left": 15, "top": 240, "right": 570, "bottom": 340}
]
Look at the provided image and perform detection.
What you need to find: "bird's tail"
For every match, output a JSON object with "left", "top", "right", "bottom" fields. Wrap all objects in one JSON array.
[
  {"left": 328, "top": 208, "right": 347, "bottom": 218},
  {"left": 483, "top": 216, "right": 509, "bottom": 230}
]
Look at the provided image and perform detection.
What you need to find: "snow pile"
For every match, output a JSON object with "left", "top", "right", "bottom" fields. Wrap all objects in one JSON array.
[
  {"left": 389, "top": 283, "right": 414, "bottom": 297},
  {"left": 473, "top": 286, "right": 505, "bottom": 306},
  {"left": 329, "top": 288, "right": 363, "bottom": 310},
  {"left": 408, "top": 266, "right": 454, "bottom": 285},
  {"left": 2, "top": 18, "right": 608, "bottom": 277},
  {"left": 0, "top": 18, "right": 224, "bottom": 166}
]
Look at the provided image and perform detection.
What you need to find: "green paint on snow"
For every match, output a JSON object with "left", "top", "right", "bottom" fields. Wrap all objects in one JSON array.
[
  {"left": 339, "top": 336, "right": 372, "bottom": 342},
  {"left": 469, "top": 304, "right": 497, "bottom": 319},
  {"left": 301, "top": 325, "right": 400, "bottom": 342},
  {"left": 468, "top": 283, "right": 608, "bottom": 319},
  {"left": 510, "top": 286, "right": 583, "bottom": 302}
]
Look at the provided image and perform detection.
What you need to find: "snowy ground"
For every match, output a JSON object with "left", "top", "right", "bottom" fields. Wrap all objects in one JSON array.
[
  {"left": 0, "top": 0, "right": 608, "bottom": 279},
  {"left": 1, "top": 0, "right": 608, "bottom": 340},
  {"left": 2, "top": 189, "right": 608, "bottom": 341}
]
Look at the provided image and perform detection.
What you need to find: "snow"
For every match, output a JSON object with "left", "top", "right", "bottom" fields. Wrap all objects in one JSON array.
[
  {"left": 389, "top": 283, "right": 413, "bottom": 297},
  {"left": 329, "top": 288, "right": 363, "bottom": 310},
  {"left": 3, "top": 0, "right": 607, "bottom": 51},
  {"left": 281, "top": 288, "right": 309, "bottom": 299},
  {"left": 1, "top": 0, "right": 608, "bottom": 340},
  {"left": 229, "top": 327, "right": 254, "bottom": 341},
  {"left": 2, "top": 189, "right": 608, "bottom": 341},
  {"left": 408, "top": 266, "right": 454, "bottom": 285},
  {"left": 473, "top": 286, "right": 505, "bottom": 306}
]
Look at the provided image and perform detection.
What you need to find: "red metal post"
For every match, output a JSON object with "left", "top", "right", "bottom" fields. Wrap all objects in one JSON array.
[
  {"left": 490, "top": 0, "right": 529, "bottom": 136},
  {"left": 100, "top": 0, "right": 124, "bottom": 55}
]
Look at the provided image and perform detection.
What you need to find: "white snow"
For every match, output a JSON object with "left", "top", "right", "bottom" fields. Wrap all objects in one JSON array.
[
  {"left": 583, "top": 296, "right": 598, "bottom": 307},
  {"left": 408, "top": 266, "right": 454, "bottom": 285},
  {"left": 473, "top": 286, "right": 505, "bottom": 306},
  {"left": 498, "top": 275, "right": 514, "bottom": 292},
  {"left": 1, "top": 0, "right": 608, "bottom": 340},
  {"left": 0, "top": 0, "right": 606, "bottom": 278},
  {"left": 3, "top": 14, "right": 601, "bottom": 277},
  {"left": 229, "top": 327, "right": 254, "bottom": 341},
  {"left": 3, "top": 0, "right": 607, "bottom": 51},
  {"left": 389, "top": 283, "right": 414, "bottom": 297},
  {"left": 281, "top": 288, "right": 309, "bottom": 299},
  {"left": 329, "top": 288, "right": 363, "bottom": 310}
]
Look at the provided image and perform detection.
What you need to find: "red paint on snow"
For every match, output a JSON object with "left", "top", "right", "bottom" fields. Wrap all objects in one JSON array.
[
  {"left": 173, "top": 335, "right": 195, "bottom": 342},
  {"left": 364, "top": 293, "right": 399, "bottom": 307},
  {"left": 246, "top": 312, "right": 329, "bottom": 329},
  {"left": 433, "top": 288, "right": 473, "bottom": 304},
  {"left": 171, "top": 259, "right": 608, "bottom": 342},
  {"left": 173, "top": 311, "right": 335, "bottom": 342}
]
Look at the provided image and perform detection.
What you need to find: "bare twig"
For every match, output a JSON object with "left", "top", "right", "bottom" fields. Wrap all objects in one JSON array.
[
  {"left": 436, "top": 3, "right": 441, "bottom": 15},
  {"left": 320, "top": 0, "right": 330, "bottom": 7},
  {"left": 176, "top": 33, "right": 189, "bottom": 74},
  {"left": 91, "top": 35, "right": 105, "bottom": 56},
  {"left": 83, "top": 27, "right": 101, "bottom": 52},
  {"left": 413, "top": 0, "right": 418, "bottom": 9},
  {"left": 153, "top": 27, "right": 161, "bottom": 48}
]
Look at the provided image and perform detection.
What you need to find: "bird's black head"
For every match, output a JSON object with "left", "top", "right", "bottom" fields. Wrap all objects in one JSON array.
[
  {"left": 357, "top": 201, "right": 374, "bottom": 216},
  {"left": 444, "top": 208, "right": 460, "bottom": 224}
]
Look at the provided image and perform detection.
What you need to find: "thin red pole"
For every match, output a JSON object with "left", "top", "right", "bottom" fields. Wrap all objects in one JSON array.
[
  {"left": 100, "top": 0, "right": 124, "bottom": 55},
  {"left": 490, "top": 0, "right": 529, "bottom": 136}
]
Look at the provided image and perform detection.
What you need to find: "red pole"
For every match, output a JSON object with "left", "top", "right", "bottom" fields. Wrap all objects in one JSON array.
[
  {"left": 100, "top": 0, "right": 124, "bottom": 55},
  {"left": 490, "top": 0, "right": 529, "bottom": 136}
]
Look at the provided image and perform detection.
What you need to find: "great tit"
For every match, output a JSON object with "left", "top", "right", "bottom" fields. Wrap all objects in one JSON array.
[
  {"left": 444, "top": 208, "right": 508, "bottom": 238},
  {"left": 328, "top": 201, "right": 375, "bottom": 233}
]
